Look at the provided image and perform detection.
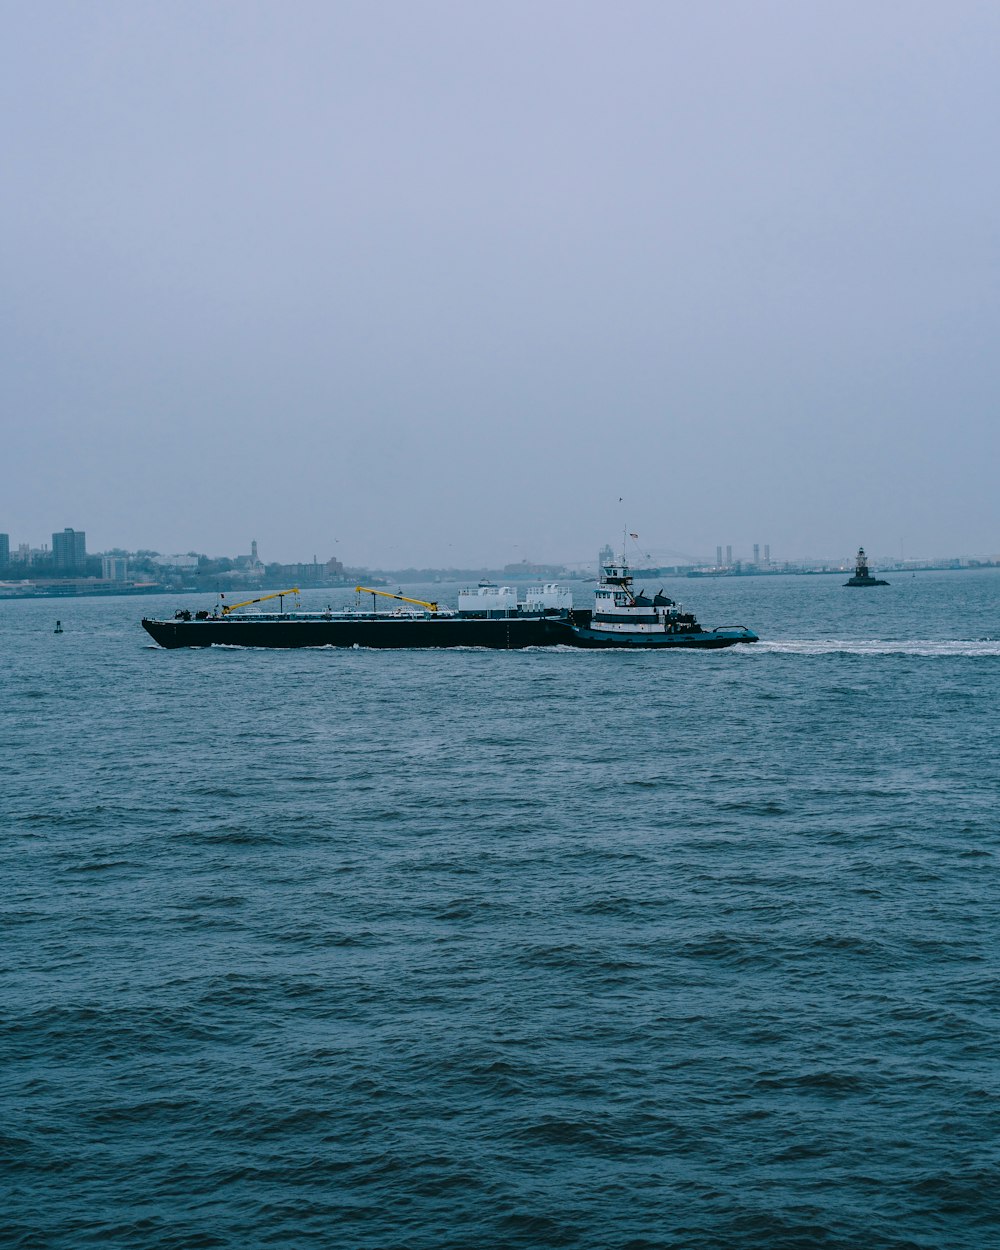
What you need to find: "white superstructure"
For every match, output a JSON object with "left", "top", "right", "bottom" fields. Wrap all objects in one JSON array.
[{"left": 590, "top": 555, "right": 693, "bottom": 635}]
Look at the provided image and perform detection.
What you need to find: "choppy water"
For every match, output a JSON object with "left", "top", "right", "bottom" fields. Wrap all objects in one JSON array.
[{"left": 3, "top": 571, "right": 999, "bottom": 1249}]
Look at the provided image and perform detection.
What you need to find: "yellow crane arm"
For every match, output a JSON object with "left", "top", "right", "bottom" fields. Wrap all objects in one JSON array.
[
  {"left": 221, "top": 587, "right": 300, "bottom": 615},
  {"left": 355, "top": 585, "right": 439, "bottom": 613}
]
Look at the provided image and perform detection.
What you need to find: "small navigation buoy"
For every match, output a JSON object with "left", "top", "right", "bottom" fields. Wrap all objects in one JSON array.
[{"left": 54, "top": 620, "right": 64, "bottom": 633}]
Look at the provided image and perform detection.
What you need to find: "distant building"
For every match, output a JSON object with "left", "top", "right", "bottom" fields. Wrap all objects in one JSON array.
[
  {"left": 52, "top": 528, "right": 86, "bottom": 571},
  {"left": 236, "top": 539, "right": 266, "bottom": 573},
  {"left": 753, "top": 543, "right": 760, "bottom": 565},
  {"left": 716, "top": 545, "right": 723, "bottom": 568},
  {"left": 265, "top": 554, "right": 346, "bottom": 584},
  {"left": 503, "top": 560, "right": 566, "bottom": 578},
  {"left": 0, "top": 533, "right": 8, "bottom": 566},
  {"left": 151, "top": 554, "right": 199, "bottom": 570},
  {"left": 726, "top": 545, "right": 733, "bottom": 566},
  {"left": 764, "top": 544, "right": 771, "bottom": 565},
  {"left": 102, "top": 556, "right": 128, "bottom": 582},
  {"left": 599, "top": 544, "right": 614, "bottom": 570}
]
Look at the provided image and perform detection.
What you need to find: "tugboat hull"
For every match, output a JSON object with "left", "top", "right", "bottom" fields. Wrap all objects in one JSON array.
[{"left": 565, "top": 625, "right": 758, "bottom": 649}]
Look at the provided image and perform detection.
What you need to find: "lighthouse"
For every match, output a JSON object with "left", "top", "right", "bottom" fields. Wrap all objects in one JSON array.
[{"left": 844, "top": 547, "right": 889, "bottom": 587}]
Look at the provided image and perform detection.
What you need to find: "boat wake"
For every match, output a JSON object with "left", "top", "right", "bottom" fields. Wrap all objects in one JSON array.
[{"left": 754, "top": 639, "right": 1000, "bottom": 657}]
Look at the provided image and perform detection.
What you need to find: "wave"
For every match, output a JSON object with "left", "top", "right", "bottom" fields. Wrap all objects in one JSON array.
[{"left": 753, "top": 638, "right": 1000, "bottom": 657}]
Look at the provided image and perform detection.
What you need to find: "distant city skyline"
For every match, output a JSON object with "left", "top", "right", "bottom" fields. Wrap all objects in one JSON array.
[
  {"left": 1, "top": 522, "right": 996, "bottom": 575},
  {"left": 4, "top": 515, "right": 998, "bottom": 573}
]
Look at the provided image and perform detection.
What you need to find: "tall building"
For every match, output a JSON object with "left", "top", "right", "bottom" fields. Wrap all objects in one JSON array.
[
  {"left": 237, "top": 539, "right": 265, "bottom": 573},
  {"left": 52, "top": 528, "right": 86, "bottom": 571},
  {"left": 726, "top": 545, "right": 733, "bottom": 566},
  {"left": 764, "top": 544, "right": 771, "bottom": 565},
  {"left": 753, "top": 543, "right": 760, "bottom": 565},
  {"left": 716, "top": 545, "right": 723, "bottom": 568},
  {"left": 0, "top": 533, "right": 9, "bottom": 567}
]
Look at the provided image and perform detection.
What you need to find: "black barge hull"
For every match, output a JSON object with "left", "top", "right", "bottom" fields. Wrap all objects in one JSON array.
[{"left": 142, "top": 616, "right": 564, "bottom": 649}]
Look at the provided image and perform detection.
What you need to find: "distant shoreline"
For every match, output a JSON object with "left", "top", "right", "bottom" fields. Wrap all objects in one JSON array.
[
  {"left": 0, "top": 582, "right": 362, "bottom": 603},
  {"left": 687, "top": 564, "right": 996, "bottom": 579},
  {"left": 2, "top": 564, "right": 997, "bottom": 603}
]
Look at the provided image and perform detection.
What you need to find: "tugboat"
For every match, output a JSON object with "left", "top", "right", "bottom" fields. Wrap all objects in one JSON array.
[
  {"left": 141, "top": 570, "right": 758, "bottom": 650},
  {"left": 565, "top": 553, "right": 757, "bottom": 648},
  {"left": 844, "top": 547, "right": 889, "bottom": 587}
]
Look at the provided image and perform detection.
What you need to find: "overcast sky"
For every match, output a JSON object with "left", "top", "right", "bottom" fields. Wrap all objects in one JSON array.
[{"left": 2, "top": 1, "right": 998, "bottom": 566}]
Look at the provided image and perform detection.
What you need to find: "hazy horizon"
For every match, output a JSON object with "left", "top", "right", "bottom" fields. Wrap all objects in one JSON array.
[
  {"left": 3, "top": 1, "right": 998, "bottom": 566},
  {"left": 2, "top": 528, "right": 997, "bottom": 573}
]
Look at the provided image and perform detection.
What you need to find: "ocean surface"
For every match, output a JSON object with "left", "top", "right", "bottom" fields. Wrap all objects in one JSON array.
[{"left": 3, "top": 571, "right": 999, "bottom": 1250}]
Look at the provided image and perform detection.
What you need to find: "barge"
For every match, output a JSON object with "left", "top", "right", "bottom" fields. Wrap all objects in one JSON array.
[{"left": 142, "top": 564, "right": 758, "bottom": 650}]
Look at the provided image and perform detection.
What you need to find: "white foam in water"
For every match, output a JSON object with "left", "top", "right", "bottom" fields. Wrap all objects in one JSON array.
[{"left": 754, "top": 639, "right": 1000, "bottom": 657}]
